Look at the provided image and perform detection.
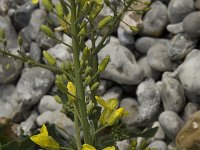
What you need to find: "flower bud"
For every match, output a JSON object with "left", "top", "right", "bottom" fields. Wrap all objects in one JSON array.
[
  {"left": 82, "top": 47, "right": 90, "bottom": 61},
  {"left": 84, "top": 66, "right": 92, "bottom": 75},
  {"left": 55, "top": 3, "right": 64, "bottom": 17},
  {"left": 42, "top": 0, "right": 53, "bottom": 12},
  {"left": 94, "top": 0, "right": 103, "bottom": 5},
  {"left": 67, "top": 82, "right": 76, "bottom": 102},
  {"left": 59, "top": 0, "right": 69, "bottom": 15},
  {"left": 55, "top": 81, "right": 68, "bottom": 94},
  {"left": 90, "top": 82, "right": 100, "bottom": 91},
  {"left": 87, "top": 101, "right": 94, "bottom": 115},
  {"left": 84, "top": 75, "right": 91, "bottom": 85},
  {"left": 98, "top": 16, "right": 112, "bottom": 29},
  {"left": 107, "top": 107, "right": 124, "bottom": 126},
  {"left": 0, "top": 28, "right": 5, "bottom": 39},
  {"left": 107, "top": 98, "right": 118, "bottom": 110},
  {"left": 43, "top": 50, "right": 56, "bottom": 65},
  {"left": 89, "top": 4, "right": 103, "bottom": 20},
  {"left": 98, "top": 56, "right": 110, "bottom": 72},
  {"left": 129, "top": 26, "right": 139, "bottom": 33},
  {"left": 40, "top": 25, "right": 55, "bottom": 38},
  {"left": 65, "top": 61, "right": 72, "bottom": 72},
  {"left": 54, "top": 95, "right": 63, "bottom": 104},
  {"left": 95, "top": 96, "right": 107, "bottom": 108},
  {"left": 18, "top": 35, "right": 23, "bottom": 46}
]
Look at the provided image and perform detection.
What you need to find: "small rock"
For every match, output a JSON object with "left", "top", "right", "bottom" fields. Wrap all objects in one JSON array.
[
  {"left": 159, "top": 111, "right": 184, "bottom": 139},
  {"left": 96, "top": 80, "right": 113, "bottom": 96},
  {"left": 13, "top": 1, "right": 35, "bottom": 30},
  {"left": 142, "top": 1, "right": 168, "bottom": 37},
  {"left": 167, "top": 22, "right": 184, "bottom": 34},
  {"left": 150, "top": 122, "right": 165, "bottom": 141},
  {"left": 176, "top": 111, "right": 200, "bottom": 150},
  {"left": 30, "top": 42, "right": 41, "bottom": 62},
  {"left": 120, "top": 98, "right": 139, "bottom": 126},
  {"left": 134, "top": 78, "right": 160, "bottom": 126},
  {"left": 157, "top": 72, "right": 186, "bottom": 113},
  {"left": 17, "top": 67, "right": 54, "bottom": 108},
  {"left": 29, "top": 9, "right": 47, "bottom": 40},
  {"left": 148, "top": 140, "right": 167, "bottom": 150},
  {"left": 195, "top": 0, "right": 200, "bottom": 9},
  {"left": 175, "top": 50, "right": 200, "bottom": 103},
  {"left": 147, "top": 44, "right": 175, "bottom": 72},
  {"left": 0, "top": 54, "right": 22, "bottom": 84},
  {"left": 138, "top": 57, "right": 161, "bottom": 80},
  {"left": 167, "top": 33, "right": 197, "bottom": 60},
  {"left": 182, "top": 11, "right": 200, "bottom": 38},
  {"left": 36, "top": 110, "right": 75, "bottom": 137},
  {"left": 101, "top": 87, "right": 122, "bottom": 100},
  {"left": 117, "top": 26, "right": 134, "bottom": 47},
  {"left": 38, "top": 95, "right": 62, "bottom": 113},
  {"left": 0, "top": 0, "right": 9, "bottom": 15},
  {"left": 183, "top": 102, "right": 199, "bottom": 121},
  {"left": 19, "top": 26, "right": 32, "bottom": 51},
  {"left": 135, "top": 37, "right": 169, "bottom": 54},
  {"left": 116, "top": 140, "right": 130, "bottom": 150},
  {"left": 168, "top": 0, "right": 195, "bottom": 23}
]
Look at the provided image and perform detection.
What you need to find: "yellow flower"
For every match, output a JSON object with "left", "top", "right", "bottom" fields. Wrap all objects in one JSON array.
[
  {"left": 67, "top": 81, "right": 76, "bottom": 102},
  {"left": 30, "top": 124, "right": 60, "bottom": 150},
  {"left": 32, "top": 0, "right": 39, "bottom": 4},
  {"left": 107, "top": 108, "right": 125, "bottom": 126},
  {"left": 82, "top": 144, "right": 116, "bottom": 150}
]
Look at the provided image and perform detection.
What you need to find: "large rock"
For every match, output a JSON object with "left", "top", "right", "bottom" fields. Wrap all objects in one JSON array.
[
  {"left": 17, "top": 67, "right": 54, "bottom": 108},
  {"left": 168, "top": 0, "right": 195, "bottom": 23},
  {"left": 142, "top": 1, "right": 168, "bottom": 37},
  {"left": 176, "top": 111, "right": 200, "bottom": 150},
  {"left": 182, "top": 11, "right": 200, "bottom": 38},
  {"left": 87, "top": 36, "right": 144, "bottom": 85},
  {"left": 157, "top": 72, "right": 186, "bottom": 113}
]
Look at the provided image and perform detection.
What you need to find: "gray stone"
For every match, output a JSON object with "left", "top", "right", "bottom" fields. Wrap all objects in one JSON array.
[
  {"left": 142, "top": 1, "right": 168, "bottom": 37},
  {"left": 150, "top": 122, "right": 165, "bottom": 141},
  {"left": 167, "top": 22, "right": 184, "bottom": 34},
  {"left": 148, "top": 140, "right": 167, "bottom": 150},
  {"left": 36, "top": 110, "right": 75, "bottom": 137},
  {"left": 102, "top": 87, "right": 122, "bottom": 100},
  {"left": 183, "top": 11, "right": 200, "bottom": 38},
  {"left": 13, "top": 1, "right": 35, "bottom": 30},
  {"left": 167, "top": 33, "right": 197, "bottom": 60},
  {"left": 0, "top": 54, "right": 22, "bottom": 84},
  {"left": 0, "top": 0, "right": 9, "bottom": 15},
  {"left": 96, "top": 80, "right": 113, "bottom": 96},
  {"left": 97, "top": 37, "right": 144, "bottom": 85},
  {"left": 195, "top": 0, "right": 200, "bottom": 9},
  {"left": 116, "top": 140, "right": 130, "bottom": 150},
  {"left": 117, "top": 26, "right": 134, "bottom": 46},
  {"left": 183, "top": 102, "right": 199, "bottom": 121},
  {"left": 0, "top": 16, "right": 18, "bottom": 50},
  {"left": 135, "top": 37, "right": 169, "bottom": 54},
  {"left": 0, "top": 84, "right": 20, "bottom": 118},
  {"left": 38, "top": 95, "right": 62, "bottom": 113},
  {"left": 157, "top": 72, "right": 186, "bottom": 113},
  {"left": 168, "top": 0, "right": 195, "bottom": 23},
  {"left": 29, "top": 9, "right": 47, "bottom": 40},
  {"left": 159, "top": 111, "right": 184, "bottom": 139},
  {"left": 138, "top": 57, "right": 161, "bottom": 80},
  {"left": 120, "top": 98, "right": 139, "bottom": 126},
  {"left": 17, "top": 67, "right": 54, "bottom": 107},
  {"left": 30, "top": 42, "right": 41, "bottom": 62},
  {"left": 147, "top": 44, "right": 175, "bottom": 72},
  {"left": 134, "top": 78, "right": 160, "bottom": 126},
  {"left": 175, "top": 50, "right": 200, "bottom": 103},
  {"left": 19, "top": 111, "right": 38, "bottom": 135},
  {"left": 20, "top": 26, "right": 32, "bottom": 51}
]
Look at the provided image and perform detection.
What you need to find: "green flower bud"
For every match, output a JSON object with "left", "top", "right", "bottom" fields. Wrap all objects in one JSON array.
[
  {"left": 59, "top": 0, "right": 69, "bottom": 15},
  {"left": 43, "top": 50, "right": 56, "bottom": 65},
  {"left": 98, "top": 56, "right": 110, "bottom": 72},
  {"left": 82, "top": 47, "right": 90, "bottom": 61},
  {"left": 84, "top": 75, "right": 91, "bottom": 85},
  {"left": 131, "top": 139, "right": 137, "bottom": 149},
  {"left": 90, "top": 82, "right": 100, "bottom": 91},
  {"left": 65, "top": 61, "right": 72, "bottom": 72},
  {"left": 130, "top": 26, "right": 139, "bottom": 33},
  {"left": 56, "top": 74, "right": 63, "bottom": 82},
  {"left": 55, "top": 81, "right": 68, "bottom": 94},
  {"left": 81, "top": 1, "right": 90, "bottom": 13},
  {"left": 87, "top": 101, "right": 94, "bottom": 115},
  {"left": 0, "top": 28, "right": 5, "bottom": 39},
  {"left": 55, "top": 3, "right": 64, "bottom": 17},
  {"left": 84, "top": 66, "right": 92, "bottom": 75},
  {"left": 18, "top": 35, "right": 23, "bottom": 46},
  {"left": 98, "top": 16, "right": 112, "bottom": 29},
  {"left": 40, "top": 25, "right": 55, "bottom": 38},
  {"left": 54, "top": 95, "right": 63, "bottom": 104},
  {"left": 89, "top": 4, "right": 103, "bottom": 20},
  {"left": 42, "top": 0, "right": 53, "bottom": 12},
  {"left": 94, "top": 0, "right": 103, "bottom": 5}
]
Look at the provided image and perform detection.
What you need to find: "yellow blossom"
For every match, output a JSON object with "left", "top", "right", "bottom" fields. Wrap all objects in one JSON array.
[
  {"left": 82, "top": 144, "right": 116, "bottom": 150},
  {"left": 30, "top": 124, "right": 60, "bottom": 150},
  {"left": 67, "top": 81, "right": 76, "bottom": 102},
  {"left": 32, "top": 0, "right": 39, "bottom": 4}
]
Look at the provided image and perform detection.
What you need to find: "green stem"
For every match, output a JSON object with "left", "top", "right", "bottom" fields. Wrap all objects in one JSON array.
[
  {"left": 74, "top": 104, "right": 82, "bottom": 150},
  {"left": 70, "top": 0, "right": 92, "bottom": 144}
]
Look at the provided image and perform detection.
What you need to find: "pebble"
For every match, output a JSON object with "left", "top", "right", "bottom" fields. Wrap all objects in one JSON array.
[
  {"left": 168, "top": 0, "right": 195, "bottom": 23},
  {"left": 17, "top": 67, "right": 54, "bottom": 107},
  {"left": 167, "top": 33, "right": 197, "bottom": 60},
  {"left": 96, "top": 80, "right": 113, "bottom": 96},
  {"left": 38, "top": 95, "right": 62, "bottom": 113},
  {"left": 101, "top": 87, "right": 122, "bottom": 100},
  {"left": 0, "top": 0, "right": 9, "bottom": 15},
  {"left": 195, "top": 0, "right": 200, "bottom": 9},
  {"left": 183, "top": 102, "right": 199, "bottom": 121},
  {"left": 166, "top": 22, "right": 184, "bottom": 34},
  {"left": 29, "top": 42, "right": 41, "bottom": 62},
  {"left": 182, "top": 11, "right": 200, "bottom": 38},
  {"left": 147, "top": 43, "right": 175, "bottom": 72},
  {"left": 159, "top": 111, "right": 184, "bottom": 139},
  {"left": 142, "top": 1, "right": 168, "bottom": 37},
  {"left": 157, "top": 72, "right": 186, "bottom": 113}
]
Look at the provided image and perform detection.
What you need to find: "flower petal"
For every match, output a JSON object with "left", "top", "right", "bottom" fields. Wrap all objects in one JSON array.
[
  {"left": 82, "top": 144, "right": 96, "bottom": 150},
  {"left": 40, "top": 124, "right": 48, "bottom": 135},
  {"left": 103, "top": 146, "right": 116, "bottom": 150}
]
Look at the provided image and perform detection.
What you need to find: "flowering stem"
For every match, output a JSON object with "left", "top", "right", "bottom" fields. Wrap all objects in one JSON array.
[
  {"left": 74, "top": 105, "right": 82, "bottom": 150},
  {"left": 70, "top": 0, "right": 92, "bottom": 144}
]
